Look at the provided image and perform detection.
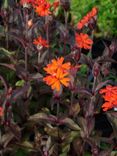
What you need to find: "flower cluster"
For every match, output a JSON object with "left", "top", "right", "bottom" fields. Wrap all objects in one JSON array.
[
  {"left": 34, "top": 0, "right": 51, "bottom": 16},
  {"left": 75, "top": 33, "right": 93, "bottom": 49},
  {"left": 20, "top": 0, "right": 59, "bottom": 16},
  {"left": 99, "top": 85, "right": 117, "bottom": 111},
  {"left": 77, "top": 7, "right": 98, "bottom": 30},
  {"left": 43, "top": 57, "right": 71, "bottom": 92},
  {"left": 33, "top": 36, "right": 49, "bottom": 48}
]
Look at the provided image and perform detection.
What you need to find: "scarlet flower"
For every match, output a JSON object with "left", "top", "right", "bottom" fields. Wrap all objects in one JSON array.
[
  {"left": 43, "top": 57, "right": 71, "bottom": 91},
  {"left": 75, "top": 33, "right": 93, "bottom": 49},
  {"left": 77, "top": 7, "right": 98, "bottom": 30},
  {"left": 33, "top": 36, "right": 49, "bottom": 48},
  {"left": 35, "top": 2, "right": 51, "bottom": 16},
  {"left": 0, "top": 107, "right": 4, "bottom": 117},
  {"left": 99, "top": 85, "right": 117, "bottom": 111}
]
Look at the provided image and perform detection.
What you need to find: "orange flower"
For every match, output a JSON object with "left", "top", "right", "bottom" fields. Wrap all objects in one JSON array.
[
  {"left": 99, "top": 85, "right": 117, "bottom": 111},
  {"left": 43, "top": 69, "right": 70, "bottom": 91},
  {"left": 35, "top": 2, "right": 51, "bottom": 16},
  {"left": 75, "top": 33, "right": 93, "bottom": 49},
  {"left": 44, "top": 57, "right": 71, "bottom": 75},
  {"left": 0, "top": 107, "right": 4, "bottom": 117},
  {"left": 77, "top": 7, "right": 98, "bottom": 30},
  {"left": 33, "top": 36, "right": 49, "bottom": 48},
  {"left": 43, "top": 57, "right": 71, "bottom": 91}
]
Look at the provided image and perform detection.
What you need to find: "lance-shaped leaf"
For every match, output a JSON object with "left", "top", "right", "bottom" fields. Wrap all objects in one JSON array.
[
  {"left": 9, "top": 122, "right": 21, "bottom": 140},
  {"left": 0, "top": 63, "right": 16, "bottom": 71},
  {"left": 15, "top": 80, "right": 25, "bottom": 87},
  {"left": 69, "top": 102, "right": 80, "bottom": 117},
  {"left": 95, "top": 80, "right": 112, "bottom": 93},
  {"left": 44, "top": 124, "right": 64, "bottom": 138},
  {"left": 28, "top": 113, "right": 59, "bottom": 126},
  {"left": 60, "top": 118, "right": 81, "bottom": 131},
  {"left": 19, "top": 141, "right": 34, "bottom": 151},
  {"left": 1, "top": 132, "right": 14, "bottom": 148},
  {"left": 28, "top": 113, "right": 49, "bottom": 123},
  {"left": 97, "top": 56, "right": 117, "bottom": 64},
  {"left": 60, "top": 131, "right": 80, "bottom": 156},
  {"left": 11, "top": 83, "right": 30, "bottom": 100},
  {"left": 29, "top": 73, "right": 43, "bottom": 81},
  {"left": 74, "top": 87, "right": 92, "bottom": 96},
  {"left": 0, "top": 48, "right": 15, "bottom": 57}
]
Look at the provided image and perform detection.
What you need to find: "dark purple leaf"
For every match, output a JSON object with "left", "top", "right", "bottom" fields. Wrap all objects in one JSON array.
[
  {"left": 60, "top": 117, "right": 81, "bottom": 130},
  {"left": 0, "top": 63, "right": 16, "bottom": 71},
  {"left": 11, "top": 83, "right": 30, "bottom": 100},
  {"left": 95, "top": 80, "right": 112, "bottom": 93}
]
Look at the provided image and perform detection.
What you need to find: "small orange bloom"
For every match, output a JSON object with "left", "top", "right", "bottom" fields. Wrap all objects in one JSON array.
[
  {"left": 43, "top": 69, "right": 70, "bottom": 91},
  {"left": 0, "top": 107, "right": 4, "bottom": 117},
  {"left": 44, "top": 57, "right": 71, "bottom": 75},
  {"left": 77, "top": 7, "right": 98, "bottom": 30},
  {"left": 33, "top": 36, "right": 49, "bottom": 48},
  {"left": 99, "top": 85, "right": 117, "bottom": 111},
  {"left": 75, "top": 33, "right": 93, "bottom": 49},
  {"left": 35, "top": 2, "right": 51, "bottom": 16},
  {"left": 43, "top": 57, "right": 71, "bottom": 91}
]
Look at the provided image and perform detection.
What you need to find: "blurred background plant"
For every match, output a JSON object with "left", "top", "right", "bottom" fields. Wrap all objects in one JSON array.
[{"left": 71, "top": 0, "right": 117, "bottom": 37}]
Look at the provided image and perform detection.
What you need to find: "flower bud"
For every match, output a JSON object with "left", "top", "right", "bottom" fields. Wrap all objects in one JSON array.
[{"left": 92, "top": 62, "right": 100, "bottom": 77}]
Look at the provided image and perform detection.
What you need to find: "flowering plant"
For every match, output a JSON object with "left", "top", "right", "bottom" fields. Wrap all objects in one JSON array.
[{"left": 0, "top": 0, "right": 117, "bottom": 155}]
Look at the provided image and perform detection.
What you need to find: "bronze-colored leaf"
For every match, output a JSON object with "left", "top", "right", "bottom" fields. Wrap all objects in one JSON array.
[
  {"left": 1, "top": 132, "right": 14, "bottom": 148},
  {"left": 69, "top": 103, "right": 80, "bottom": 117},
  {"left": 28, "top": 113, "right": 48, "bottom": 122},
  {"left": 61, "top": 118, "right": 81, "bottom": 131}
]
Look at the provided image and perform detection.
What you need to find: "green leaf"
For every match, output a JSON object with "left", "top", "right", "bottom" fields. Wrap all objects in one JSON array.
[
  {"left": 79, "top": 64, "right": 88, "bottom": 76},
  {"left": 3, "top": 0, "right": 9, "bottom": 8},
  {"left": 15, "top": 149, "right": 29, "bottom": 156},
  {"left": 0, "top": 48, "right": 15, "bottom": 56},
  {"left": 61, "top": 117, "right": 81, "bottom": 131},
  {"left": 15, "top": 80, "right": 25, "bottom": 87}
]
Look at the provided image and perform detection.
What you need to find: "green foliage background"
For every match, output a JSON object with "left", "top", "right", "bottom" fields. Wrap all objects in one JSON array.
[{"left": 71, "top": 0, "right": 117, "bottom": 37}]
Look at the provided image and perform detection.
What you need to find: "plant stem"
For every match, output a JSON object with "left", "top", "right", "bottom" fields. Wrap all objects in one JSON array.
[
  {"left": 38, "top": 51, "right": 40, "bottom": 64},
  {"left": 57, "top": 101, "right": 60, "bottom": 117},
  {"left": 25, "top": 47, "right": 28, "bottom": 71},
  {"left": 24, "top": 9, "right": 29, "bottom": 71},
  {"left": 92, "top": 76, "right": 97, "bottom": 93},
  {"left": 63, "top": 10, "right": 68, "bottom": 53},
  {"left": 70, "top": 91, "right": 74, "bottom": 107},
  {"left": 5, "top": 25, "right": 9, "bottom": 49},
  {"left": 45, "top": 16, "right": 49, "bottom": 59}
]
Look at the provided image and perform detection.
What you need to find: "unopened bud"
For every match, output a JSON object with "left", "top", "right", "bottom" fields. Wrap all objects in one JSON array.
[{"left": 92, "top": 62, "right": 100, "bottom": 77}]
